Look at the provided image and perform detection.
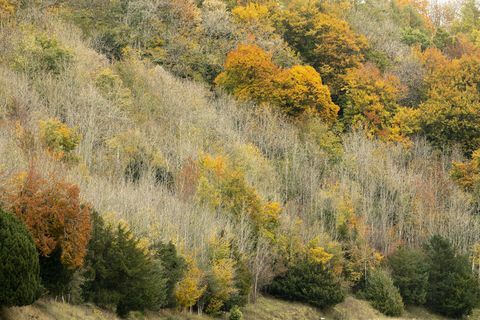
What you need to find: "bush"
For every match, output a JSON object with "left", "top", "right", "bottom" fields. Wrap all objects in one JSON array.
[
  {"left": 0, "top": 208, "right": 41, "bottom": 307},
  {"left": 424, "top": 235, "right": 479, "bottom": 318},
  {"left": 14, "top": 33, "right": 73, "bottom": 75},
  {"left": 39, "top": 118, "right": 81, "bottom": 161},
  {"left": 388, "top": 247, "right": 429, "bottom": 305},
  {"left": 82, "top": 212, "right": 168, "bottom": 317},
  {"left": 360, "top": 269, "right": 404, "bottom": 316},
  {"left": 267, "top": 257, "right": 344, "bottom": 309},
  {"left": 229, "top": 305, "right": 243, "bottom": 320}
]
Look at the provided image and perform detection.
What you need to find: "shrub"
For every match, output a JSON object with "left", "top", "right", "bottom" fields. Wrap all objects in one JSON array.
[
  {"left": 14, "top": 33, "right": 73, "bottom": 75},
  {"left": 82, "top": 212, "right": 168, "bottom": 317},
  {"left": 0, "top": 209, "right": 41, "bottom": 307},
  {"left": 424, "top": 235, "right": 479, "bottom": 318},
  {"left": 39, "top": 118, "right": 81, "bottom": 161},
  {"left": 360, "top": 269, "right": 404, "bottom": 316},
  {"left": 229, "top": 305, "right": 243, "bottom": 320},
  {"left": 388, "top": 247, "right": 429, "bottom": 305},
  {"left": 267, "top": 257, "right": 344, "bottom": 309}
]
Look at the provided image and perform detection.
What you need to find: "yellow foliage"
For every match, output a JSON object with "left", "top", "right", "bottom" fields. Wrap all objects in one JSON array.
[
  {"left": 271, "top": 65, "right": 339, "bottom": 121},
  {"left": 232, "top": 3, "right": 270, "bottom": 24},
  {"left": 307, "top": 244, "right": 333, "bottom": 265},
  {"left": 451, "top": 149, "right": 480, "bottom": 191},
  {"left": 216, "top": 45, "right": 338, "bottom": 121},
  {"left": 343, "top": 63, "right": 406, "bottom": 140},
  {"left": 196, "top": 154, "right": 281, "bottom": 236},
  {"left": 215, "top": 44, "right": 278, "bottom": 103},
  {"left": 206, "top": 258, "right": 237, "bottom": 314},
  {"left": 175, "top": 257, "right": 206, "bottom": 310},
  {"left": 39, "top": 118, "right": 80, "bottom": 161},
  {"left": 0, "top": 0, "right": 15, "bottom": 17}
]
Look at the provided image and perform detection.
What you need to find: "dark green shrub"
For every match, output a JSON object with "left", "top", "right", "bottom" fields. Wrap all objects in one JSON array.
[
  {"left": 0, "top": 209, "right": 41, "bottom": 306},
  {"left": 229, "top": 305, "right": 243, "bottom": 320},
  {"left": 39, "top": 248, "right": 76, "bottom": 296},
  {"left": 267, "top": 257, "right": 344, "bottom": 309},
  {"left": 360, "top": 269, "right": 404, "bottom": 316},
  {"left": 82, "top": 212, "right": 168, "bottom": 317},
  {"left": 388, "top": 247, "right": 429, "bottom": 305},
  {"left": 424, "top": 235, "right": 479, "bottom": 318}
]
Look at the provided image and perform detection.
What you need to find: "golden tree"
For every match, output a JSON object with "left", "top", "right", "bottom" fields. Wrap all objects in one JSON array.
[{"left": 271, "top": 65, "right": 339, "bottom": 121}]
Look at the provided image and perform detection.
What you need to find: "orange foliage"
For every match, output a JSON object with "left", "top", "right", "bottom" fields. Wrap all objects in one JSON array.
[{"left": 5, "top": 168, "right": 91, "bottom": 268}]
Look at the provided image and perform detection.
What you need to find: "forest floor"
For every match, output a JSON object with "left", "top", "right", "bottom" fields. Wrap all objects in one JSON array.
[{"left": 2, "top": 295, "right": 476, "bottom": 320}]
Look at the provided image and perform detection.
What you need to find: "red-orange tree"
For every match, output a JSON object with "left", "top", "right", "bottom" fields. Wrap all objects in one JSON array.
[{"left": 5, "top": 168, "right": 91, "bottom": 268}]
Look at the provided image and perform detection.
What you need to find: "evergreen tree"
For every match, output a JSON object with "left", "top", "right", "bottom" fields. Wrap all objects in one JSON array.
[
  {"left": 83, "top": 212, "right": 168, "bottom": 317},
  {"left": 388, "top": 247, "right": 429, "bottom": 305},
  {"left": 0, "top": 209, "right": 41, "bottom": 307},
  {"left": 152, "top": 241, "right": 186, "bottom": 307},
  {"left": 267, "top": 257, "right": 344, "bottom": 309},
  {"left": 360, "top": 269, "right": 404, "bottom": 316},
  {"left": 424, "top": 235, "right": 479, "bottom": 318}
]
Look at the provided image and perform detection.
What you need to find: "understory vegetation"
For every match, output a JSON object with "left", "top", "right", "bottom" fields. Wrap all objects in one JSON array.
[{"left": 2, "top": 0, "right": 480, "bottom": 319}]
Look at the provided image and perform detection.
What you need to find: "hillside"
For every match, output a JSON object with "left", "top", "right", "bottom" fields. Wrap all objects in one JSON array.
[{"left": 2, "top": 0, "right": 480, "bottom": 319}]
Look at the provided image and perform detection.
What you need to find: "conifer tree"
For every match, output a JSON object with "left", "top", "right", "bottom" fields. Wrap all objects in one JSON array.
[
  {"left": 424, "top": 235, "right": 479, "bottom": 318},
  {"left": 0, "top": 209, "right": 41, "bottom": 307}
]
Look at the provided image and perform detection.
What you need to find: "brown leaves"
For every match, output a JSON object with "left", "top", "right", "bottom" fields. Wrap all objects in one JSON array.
[{"left": 4, "top": 167, "right": 91, "bottom": 268}]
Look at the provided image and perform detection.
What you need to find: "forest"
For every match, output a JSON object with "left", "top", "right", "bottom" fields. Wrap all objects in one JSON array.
[{"left": 1, "top": 0, "right": 480, "bottom": 319}]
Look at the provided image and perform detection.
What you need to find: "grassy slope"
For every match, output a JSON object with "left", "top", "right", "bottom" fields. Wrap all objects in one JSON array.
[{"left": 3, "top": 296, "right": 467, "bottom": 320}]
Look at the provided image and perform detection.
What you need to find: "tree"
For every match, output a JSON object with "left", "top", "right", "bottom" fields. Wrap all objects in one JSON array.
[
  {"left": 418, "top": 53, "right": 480, "bottom": 155},
  {"left": 0, "top": 209, "right": 41, "bottom": 307},
  {"left": 215, "top": 44, "right": 278, "bottom": 103},
  {"left": 388, "top": 247, "right": 429, "bottom": 305},
  {"left": 271, "top": 65, "right": 339, "bottom": 121},
  {"left": 6, "top": 168, "right": 91, "bottom": 269},
  {"left": 152, "top": 241, "right": 186, "bottom": 307},
  {"left": 424, "top": 235, "right": 479, "bottom": 318},
  {"left": 216, "top": 45, "right": 339, "bottom": 121},
  {"left": 175, "top": 257, "right": 206, "bottom": 312},
  {"left": 267, "top": 252, "right": 344, "bottom": 309},
  {"left": 360, "top": 269, "right": 404, "bottom": 316},
  {"left": 341, "top": 63, "right": 405, "bottom": 140},
  {"left": 274, "top": 0, "right": 366, "bottom": 94},
  {"left": 82, "top": 212, "right": 168, "bottom": 317}
]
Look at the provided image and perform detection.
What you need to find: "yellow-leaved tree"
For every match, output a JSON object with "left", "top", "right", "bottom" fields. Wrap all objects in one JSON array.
[
  {"left": 175, "top": 256, "right": 206, "bottom": 312},
  {"left": 216, "top": 44, "right": 338, "bottom": 122}
]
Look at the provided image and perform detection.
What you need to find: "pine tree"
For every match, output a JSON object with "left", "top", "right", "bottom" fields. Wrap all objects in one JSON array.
[
  {"left": 82, "top": 212, "right": 168, "bottom": 317},
  {"left": 388, "top": 247, "right": 429, "bottom": 305},
  {"left": 152, "top": 241, "right": 186, "bottom": 307},
  {"left": 360, "top": 269, "right": 404, "bottom": 316},
  {"left": 424, "top": 235, "right": 479, "bottom": 318},
  {"left": 267, "top": 257, "right": 344, "bottom": 309},
  {"left": 0, "top": 208, "right": 41, "bottom": 307}
]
